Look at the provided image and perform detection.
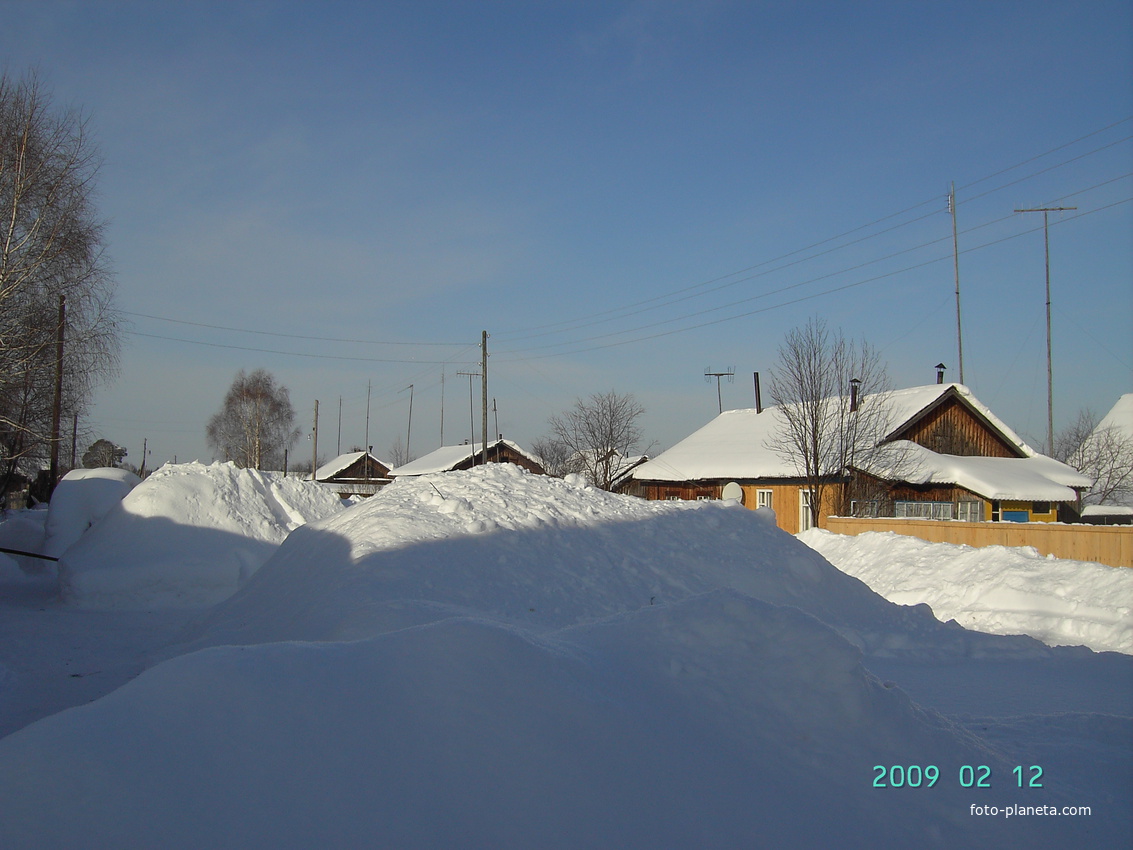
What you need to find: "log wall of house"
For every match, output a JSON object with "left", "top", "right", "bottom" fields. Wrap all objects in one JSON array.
[
  {"left": 631, "top": 479, "right": 840, "bottom": 535},
  {"left": 899, "top": 397, "right": 1020, "bottom": 457}
]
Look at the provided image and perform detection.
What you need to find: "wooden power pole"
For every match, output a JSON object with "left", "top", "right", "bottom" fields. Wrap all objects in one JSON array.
[{"left": 481, "top": 330, "right": 489, "bottom": 465}]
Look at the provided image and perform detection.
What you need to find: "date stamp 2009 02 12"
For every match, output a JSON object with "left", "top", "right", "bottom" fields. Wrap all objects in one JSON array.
[{"left": 871, "top": 764, "right": 1044, "bottom": 789}]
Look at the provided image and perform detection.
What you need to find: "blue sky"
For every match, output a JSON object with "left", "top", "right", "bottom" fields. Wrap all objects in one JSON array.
[{"left": 3, "top": 1, "right": 1130, "bottom": 468}]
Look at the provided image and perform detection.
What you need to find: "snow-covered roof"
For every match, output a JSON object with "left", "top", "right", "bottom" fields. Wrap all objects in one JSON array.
[
  {"left": 878, "top": 384, "right": 1035, "bottom": 457},
  {"left": 316, "top": 451, "right": 388, "bottom": 481},
  {"left": 631, "top": 406, "right": 792, "bottom": 482},
  {"left": 1094, "top": 393, "right": 1133, "bottom": 441},
  {"left": 1082, "top": 504, "right": 1133, "bottom": 517},
  {"left": 632, "top": 383, "right": 1046, "bottom": 485},
  {"left": 862, "top": 441, "right": 1090, "bottom": 502},
  {"left": 388, "top": 439, "right": 539, "bottom": 477}
]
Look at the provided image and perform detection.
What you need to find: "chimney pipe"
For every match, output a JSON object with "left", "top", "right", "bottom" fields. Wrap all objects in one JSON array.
[
  {"left": 753, "top": 372, "right": 763, "bottom": 414},
  {"left": 850, "top": 377, "right": 861, "bottom": 412},
  {"left": 935, "top": 363, "right": 947, "bottom": 384}
]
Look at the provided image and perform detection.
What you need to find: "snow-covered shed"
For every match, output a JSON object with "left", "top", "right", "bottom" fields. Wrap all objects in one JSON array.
[
  {"left": 315, "top": 450, "right": 391, "bottom": 497},
  {"left": 388, "top": 438, "right": 545, "bottom": 478},
  {"left": 623, "top": 383, "right": 1090, "bottom": 533}
]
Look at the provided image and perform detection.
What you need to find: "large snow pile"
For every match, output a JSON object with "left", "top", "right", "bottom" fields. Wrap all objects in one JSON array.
[
  {"left": 0, "top": 507, "right": 49, "bottom": 577},
  {"left": 799, "top": 528, "right": 1133, "bottom": 654},
  {"left": 57, "top": 462, "right": 345, "bottom": 609},
  {"left": 0, "top": 466, "right": 1126, "bottom": 848},
  {"left": 44, "top": 467, "right": 141, "bottom": 557}
]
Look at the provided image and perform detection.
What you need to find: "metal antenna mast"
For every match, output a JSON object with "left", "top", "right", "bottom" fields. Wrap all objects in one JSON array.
[
  {"left": 1014, "top": 205, "right": 1076, "bottom": 454},
  {"left": 949, "top": 183, "right": 964, "bottom": 384},
  {"left": 704, "top": 367, "right": 735, "bottom": 414}
]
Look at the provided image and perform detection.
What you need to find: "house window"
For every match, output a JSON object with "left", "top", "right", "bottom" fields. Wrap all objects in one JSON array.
[
  {"left": 1032, "top": 501, "right": 1051, "bottom": 515},
  {"left": 756, "top": 489, "right": 773, "bottom": 509},
  {"left": 850, "top": 499, "right": 880, "bottom": 517},
  {"left": 895, "top": 501, "right": 954, "bottom": 520},
  {"left": 956, "top": 501, "right": 983, "bottom": 522},
  {"left": 799, "top": 490, "right": 814, "bottom": 532}
]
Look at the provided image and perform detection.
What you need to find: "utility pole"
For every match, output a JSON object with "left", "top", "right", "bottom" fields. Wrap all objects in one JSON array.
[
  {"left": 457, "top": 370, "right": 480, "bottom": 461},
  {"left": 365, "top": 380, "right": 371, "bottom": 457},
  {"left": 337, "top": 396, "right": 342, "bottom": 456},
  {"left": 1014, "top": 205, "right": 1076, "bottom": 455},
  {"left": 311, "top": 399, "right": 319, "bottom": 480},
  {"left": 481, "top": 330, "right": 489, "bottom": 465},
  {"left": 402, "top": 384, "right": 414, "bottom": 461},
  {"left": 949, "top": 183, "right": 964, "bottom": 384},
  {"left": 440, "top": 366, "right": 445, "bottom": 446},
  {"left": 704, "top": 367, "right": 735, "bottom": 414}
]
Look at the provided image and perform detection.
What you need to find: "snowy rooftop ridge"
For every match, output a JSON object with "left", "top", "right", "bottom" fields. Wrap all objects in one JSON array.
[
  {"left": 631, "top": 384, "right": 1061, "bottom": 496},
  {"left": 388, "top": 438, "right": 539, "bottom": 477},
  {"left": 315, "top": 450, "right": 388, "bottom": 481}
]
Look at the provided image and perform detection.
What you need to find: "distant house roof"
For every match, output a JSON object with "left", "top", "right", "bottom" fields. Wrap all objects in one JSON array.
[
  {"left": 388, "top": 439, "right": 543, "bottom": 477},
  {"left": 316, "top": 451, "right": 390, "bottom": 482}
]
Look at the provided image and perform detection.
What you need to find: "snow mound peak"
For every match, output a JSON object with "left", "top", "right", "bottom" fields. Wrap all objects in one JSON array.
[
  {"left": 188, "top": 464, "right": 1048, "bottom": 662},
  {"left": 58, "top": 462, "right": 345, "bottom": 609}
]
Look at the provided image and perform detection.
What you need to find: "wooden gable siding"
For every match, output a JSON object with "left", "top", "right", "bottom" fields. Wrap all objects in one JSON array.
[
  {"left": 454, "top": 445, "right": 545, "bottom": 475},
  {"left": 330, "top": 455, "right": 390, "bottom": 481},
  {"left": 895, "top": 394, "right": 1022, "bottom": 458}
]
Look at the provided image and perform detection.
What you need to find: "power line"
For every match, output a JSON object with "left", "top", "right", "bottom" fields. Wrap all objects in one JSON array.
[
  {"left": 495, "top": 197, "right": 1131, "bottom": 361},
  {"left": 128, "top": 331, "right": 460, "bottom": 364},
  {"left": 493, "top": 118, "right": 1131, "bottom": 342},
  {"left": 123, "top": 311, "right": 472, "bottom": 348}
]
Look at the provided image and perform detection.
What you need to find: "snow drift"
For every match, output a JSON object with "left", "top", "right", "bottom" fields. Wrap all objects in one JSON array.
[
  {"left": 57, "top": 462, "right": 344, "bottom": 609},
  {"left": 44, "top": 467, "right": 141, "bottom": 557},
  {"left": 0, "top": 466, "right": 1125, "bottom": 848},
  {"left": 800, "top": 528, "right": 1133, "bottom": 654}
]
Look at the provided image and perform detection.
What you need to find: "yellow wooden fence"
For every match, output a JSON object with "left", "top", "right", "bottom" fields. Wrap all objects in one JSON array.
[{"left": 824, "top": 517, "right": 1133, "bottom": 568}]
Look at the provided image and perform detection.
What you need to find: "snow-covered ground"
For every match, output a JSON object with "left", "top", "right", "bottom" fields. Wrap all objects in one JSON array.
[
  {"left": 800, "top": 528, "right": 1133, "bottom": 654},
  {"left": 0, "top": 463, "right": 1129, "bottom": 848}
]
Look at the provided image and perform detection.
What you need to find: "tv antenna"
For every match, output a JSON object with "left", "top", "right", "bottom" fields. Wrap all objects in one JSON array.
[{"left": 704, "top": 367, "right": 735, "bottom": 414}]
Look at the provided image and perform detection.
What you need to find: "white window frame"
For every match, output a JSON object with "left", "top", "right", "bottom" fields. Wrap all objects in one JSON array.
[
  {"left": 799, "top": 489, "right": 814, "bottom": 532},
  {"left": 756, "top": 489, "right": 773, "bottom": 509}
]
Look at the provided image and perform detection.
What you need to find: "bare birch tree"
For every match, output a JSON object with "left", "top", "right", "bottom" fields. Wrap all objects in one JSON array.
[
  {"left": 767, "top": 318, "right": 894, "bottom": 527},
  {"left": 206, "top": 369, "right": 300, "bottom": 470},
  {"left": 0, "top": 70, "right": 119, "bottom": 491},
  {"left": 547, "top": 390, "right": 650, "bottom": 490},
  {"left": 1055, "top": 408, "right": 1133, "bottom": 507}
]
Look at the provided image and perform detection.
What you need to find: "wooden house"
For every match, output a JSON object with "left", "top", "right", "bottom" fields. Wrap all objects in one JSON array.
[
  {"left": 388, "top": 438, "right": 546, "bottom": 478},
  {"left": 315, "top": 450, "right": 392, "bottom": 497},
  {"left": 621, "top": 383, "right": 1090, "bottom": 534}
]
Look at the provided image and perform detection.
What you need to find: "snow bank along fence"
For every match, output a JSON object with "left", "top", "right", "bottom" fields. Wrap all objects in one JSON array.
[{"left": 824, "top": 517, "right": 1133, "bottom": 568}]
